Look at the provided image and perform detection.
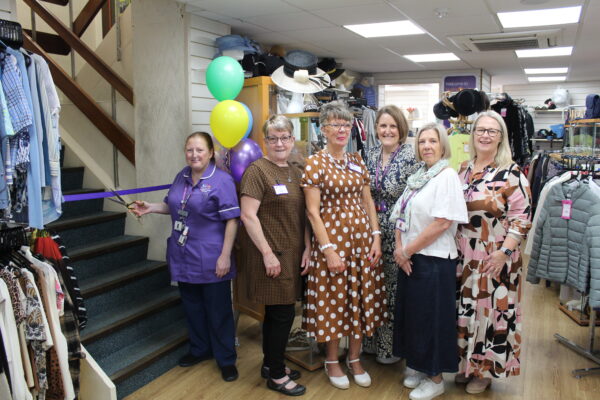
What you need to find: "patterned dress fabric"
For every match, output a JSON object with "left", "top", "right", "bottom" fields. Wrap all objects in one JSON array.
[
  {"left": 301, "top": 150, "right": 388, "bottom": 342},
  {"left": 364, "top": 143, "right": 418, "bottom": 358},
  {"left": 238, "top": 158, "right": 305, "bottom": 305},
  {"left": 456, "top": 161, "right": 531, "bottom": 378}
]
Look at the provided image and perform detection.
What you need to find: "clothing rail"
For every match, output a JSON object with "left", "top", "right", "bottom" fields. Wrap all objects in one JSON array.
[{"left": 555, "top": 308, "right": 600, "bottom": 377}]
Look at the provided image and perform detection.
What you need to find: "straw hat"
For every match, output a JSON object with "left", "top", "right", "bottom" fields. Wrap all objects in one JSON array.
[{"left": 271, "top": 50, "right": 331, "bottom": 94}]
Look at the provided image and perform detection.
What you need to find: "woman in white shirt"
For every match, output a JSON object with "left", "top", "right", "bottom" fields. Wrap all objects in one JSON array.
[{"left": 390, "top": 123, "right": 468, "bottom": 400}]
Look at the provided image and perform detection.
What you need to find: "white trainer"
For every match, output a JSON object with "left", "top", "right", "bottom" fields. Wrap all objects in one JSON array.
[
  {"left": 403, "top": 367, "right": 426, "bottom": 389},
  {"left": 409, "top": 378, "right": 445, "bottom": 400}
]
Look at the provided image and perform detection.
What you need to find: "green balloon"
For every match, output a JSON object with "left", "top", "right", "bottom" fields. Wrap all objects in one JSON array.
[{"left": 206, "top": 56, "right": 245, "bottom": 101}]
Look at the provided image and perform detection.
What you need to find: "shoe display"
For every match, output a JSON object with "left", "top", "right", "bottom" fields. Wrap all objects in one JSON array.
[
  {"left": 324, "top": 360, "right": 350, "bottom": 389},
  {"left": 261, "top": 365, "right": 301, "bottom": 380},
  {"left": 376, "top": 355, "right": 402, "bottom": 365},
  {"left": 403, "top": 367, "right": 427, "bottom": 389},
  {"left": 177, "top": 353, "right": 211, "bottom": 368},
  {"left": 465, "top": 377, "right": 491, "bottom": 394},
  {"left": 286, "top": 328, "right": 311, "bottom": 351},
  {"left": 346, "top": 357, "right": 371, "bottom": 387},
  {"left": 220, "top": 365, "right": 239, "bottom": 382},
  {"left": 266, "top": 377, "right": 306, "bottom": 396},
  {"left": 409, "top": 378, "right": 444, "bottom": 400}
]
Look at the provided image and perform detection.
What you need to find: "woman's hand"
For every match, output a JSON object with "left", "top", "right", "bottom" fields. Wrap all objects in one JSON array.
[
  {"left": 399, "top": 259, "right": 413, "bottom": 276},
  {"left": 324, "top": 248, "right": 345, "bottom": 274},
  {"left": 393, "top": 240, "right": 410, "bottom": 267},
  {"left": 482, "top": 250, "right": 509, "bottom": 279},
  {"left": 263, "top": 252, "right": 281, "bottom": 278},
  {"left": 215, "top": 254, "right": 231, "bottom": 278},
  {"left": 368, "top": 236, "right": 382, "bottom": 268},
  {"left": 130, "top": 200, "right": 151, "bottom": 217},
  {"left": 300, "top": 246, "right": 311, "bottom": 276}
]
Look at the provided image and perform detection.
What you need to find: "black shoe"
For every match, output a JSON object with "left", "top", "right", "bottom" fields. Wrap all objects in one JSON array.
[
  {"left": 178, "top": 353, "right": 210, "bottom": 368},
  {"left": 267, "top": 377, "right": 306, "bottom": 396},
  {"left": 261, "top": 365, "right": 301, "bottom": 380},
  {"left": 221, "top": 365, "right": 239, "bottom": 382}
]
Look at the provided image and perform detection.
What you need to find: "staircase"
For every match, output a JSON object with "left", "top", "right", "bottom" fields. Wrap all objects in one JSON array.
[{"left": 49, "top": 165, "right": 188, "bottom": 399}]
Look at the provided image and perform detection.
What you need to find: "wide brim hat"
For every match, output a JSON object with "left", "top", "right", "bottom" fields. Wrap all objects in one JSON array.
[
  {"left": 318, "top": 58, "right": 345, "bottom": 81},
  {"left": 271, "top": 50, "right": 331, "bottom": 94},
  {"left": 452, "top": 89, "right": 484, "bottom": 116},
  {"left": 215, "top": 34, "right": 261, "bottom": 57}
]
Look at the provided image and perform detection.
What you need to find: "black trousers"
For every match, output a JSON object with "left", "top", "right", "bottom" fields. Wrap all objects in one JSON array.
[{"left": 263, "top": 304, "right": 295, "bottom": 379}]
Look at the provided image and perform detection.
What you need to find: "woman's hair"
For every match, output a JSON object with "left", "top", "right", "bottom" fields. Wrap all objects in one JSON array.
[
  {"left": 414, "top": 122, "right": 452, "bottom": 162},
  {"left": 376, "top": 105, "right": 409, "bottom": 144},
  {"left": 319, "top": 100, "right": 353, "bottom": 125},
  {"left": 469, "top": 111, "right": 513, "bottom": 168},
  {"left": 263, "top": 115, "right": 293, "bottom": 137},
  {"left": 185, "top": 131, "right": 215, "bottom": 161}
]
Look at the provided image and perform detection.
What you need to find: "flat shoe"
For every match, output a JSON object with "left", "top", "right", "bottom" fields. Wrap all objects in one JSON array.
[
  {"left": 261, "top": 365, "right": 301, "bottom": 380},
  {"left": 178, "top": 353, "right": 211, "bottom": 367},
  {"left": 221, "top": 365, "right": 239, "bottom": 382},
  {"left": 267, "top": 377, "right": 306, "bottom": 396},
  {"left": 324, "top": 360, "right": 349, "bottom": 389},
  {"left": 466, "top": 378, "right": 491, "bottom": 394}
]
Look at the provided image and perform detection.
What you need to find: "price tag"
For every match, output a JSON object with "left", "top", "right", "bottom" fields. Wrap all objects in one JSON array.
[
  {"left": 273, "top": 184, "right": 289, "bottom": 195},
  {"left": 561, "top": 200, "right": 572, "bottom": 220},
  {"left": 348, "top": 163, "right": 362, "bottom": 173},
  {"left": 501, "top": 108, "right": 507, "bottom": 117}
]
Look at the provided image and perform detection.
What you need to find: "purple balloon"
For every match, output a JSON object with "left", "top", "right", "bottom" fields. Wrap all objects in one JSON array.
[{"left": 230, "top": 139, "right": 263, "bottom": 182}]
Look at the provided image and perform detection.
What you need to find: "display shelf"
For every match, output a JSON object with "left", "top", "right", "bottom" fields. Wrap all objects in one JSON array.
[
  {"left": 531, "top": 138, "right": 563, "bottom": 141},
  {"left": 283, "top": 112, "right": 320, "bottom": 118},
  {"left": 559, "top": 304, "right": 600, "bottom": 326}
]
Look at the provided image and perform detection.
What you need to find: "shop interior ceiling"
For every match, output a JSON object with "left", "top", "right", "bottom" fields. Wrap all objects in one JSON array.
[{"left": 180, "top": 0, "right": 599, "bottom": 86}]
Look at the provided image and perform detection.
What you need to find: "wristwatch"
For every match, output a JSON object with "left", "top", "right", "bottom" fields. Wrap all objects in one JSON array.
[{"left": 500, "top": 247, "right": 513, "bottom": 257}]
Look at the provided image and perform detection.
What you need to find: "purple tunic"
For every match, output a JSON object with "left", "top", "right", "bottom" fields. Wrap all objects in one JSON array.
[{"left": 164, "top": 163, "right": 240, "bottom": 284}]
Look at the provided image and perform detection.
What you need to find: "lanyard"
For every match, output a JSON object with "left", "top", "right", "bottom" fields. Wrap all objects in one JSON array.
[
  {"left": 375, "top": 145, "right": 401, "bottom": 192},
  {"left": 399, "top": 189, "right": 419, "bottom": 216},
  {"left": 179, "top": 183, "right": 194, "bottom": 216}
]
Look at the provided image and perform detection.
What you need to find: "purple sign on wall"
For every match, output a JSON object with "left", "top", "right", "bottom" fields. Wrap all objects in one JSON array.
[{"left": 443, "top": 75, "right": 477, "bottom": 92}]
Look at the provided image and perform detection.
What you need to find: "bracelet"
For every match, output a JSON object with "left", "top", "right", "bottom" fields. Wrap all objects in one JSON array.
[
  {"left": 401, "top": 248, "right": 410, "bottom": 259},
  {"left": 319, "top": 243, "right": 335, "bottom": 252},
  {"left": 372, "top": 230, "right": 381, "bottom": 236}
]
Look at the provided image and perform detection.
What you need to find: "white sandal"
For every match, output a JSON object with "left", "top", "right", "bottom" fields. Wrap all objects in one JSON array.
[
  {"left": 324, "top": 360, "right": 350, "bottom": 389},
  {"left": 346, "top": 357, "right": 372, "bottom": 387}
]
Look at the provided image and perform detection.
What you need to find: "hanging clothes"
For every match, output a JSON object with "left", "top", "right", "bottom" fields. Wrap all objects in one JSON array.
[{"left": 491, "top": 93, "right": 533, "bottom": 165}]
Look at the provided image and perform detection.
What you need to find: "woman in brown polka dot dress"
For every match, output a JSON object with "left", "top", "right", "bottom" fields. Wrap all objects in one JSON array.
[{"left": 301, "top": 101, "right": 387, "bottom": 389}]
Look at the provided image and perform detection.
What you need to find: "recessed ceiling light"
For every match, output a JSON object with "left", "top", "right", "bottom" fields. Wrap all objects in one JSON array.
[
  {"left": 528, "top": 76, "right": 567, "bottom": 82},
  {"left": 344, "top": 20, "right": 424, "bottom": 38},
  {"left": 516, "top": 46, "right": 573, "bottom": 58},
  {"left": 498, "top": 6, "right": 582, "bottom": 28},
  {"left": 404, "top": 53, "right": 460, "bottom": 62},
  {"left": 524, "top": 67, "right": 569, "bottom": 74}
]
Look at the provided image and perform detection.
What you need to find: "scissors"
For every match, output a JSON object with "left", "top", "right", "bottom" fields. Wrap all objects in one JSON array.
[{"left": 107, "top": 189, "right": 141, "bottom": 222}]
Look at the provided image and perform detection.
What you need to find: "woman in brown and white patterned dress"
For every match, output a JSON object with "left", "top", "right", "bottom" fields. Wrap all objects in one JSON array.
[
  {"left": 301, "top": 101, "right": 387, "bottom": 390},
  {"left": 456, "top": 111, "right": 531, "bottom": 394}
]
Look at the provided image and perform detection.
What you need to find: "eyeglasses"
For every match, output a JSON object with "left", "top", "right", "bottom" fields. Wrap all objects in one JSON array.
[
  {"left": 265, "top": 135, "right": 293, "bottom": 144},
  {"left": 474, "top": 128, "right": 501, "bottom": 137},
  {"left": 325, "top": 123, "right": 352, "bottom": 131}
]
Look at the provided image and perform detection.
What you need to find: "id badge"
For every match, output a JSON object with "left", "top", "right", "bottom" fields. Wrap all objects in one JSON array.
[
  {"left": 177, "top": 226, "right": 189, "bottom": 246},
  {"left": 348, "top": 163, "right": 362, "bottom": 173},
  {"left": 561, "top": 200, "right": 572, "bottom": 220},
  {"left": 376, "top": 201, "right": 388, "bottom": 213},
  {"left": 395, "top": 217, "right": 407, "bottom": 232},
  {"left": 273, "top": 184, "right": 289, "bottom": 195},
  {"left": 174, "top": 220, "right": 184, "bottom": 232}
]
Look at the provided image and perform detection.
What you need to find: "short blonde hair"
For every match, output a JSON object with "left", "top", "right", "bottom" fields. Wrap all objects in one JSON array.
[
  {"left": 469, "top": 111, "right": 513, "bottom": 168},
  {"left": 376, "top": 105, "right": 409, "bottom": 144},
  {"left": 319, "top": 100, "right": 353, "bottom": 125},
  {"left": 414, "top": 123, "right": 452, "bottom": 162},
  {"left": 263, "top": 114, "right": 293, "bottom": 136}
]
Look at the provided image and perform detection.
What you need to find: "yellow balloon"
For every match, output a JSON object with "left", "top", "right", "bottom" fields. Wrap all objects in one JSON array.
[{"left": 210, "top": 100, "right": 250, "bottom": 149}]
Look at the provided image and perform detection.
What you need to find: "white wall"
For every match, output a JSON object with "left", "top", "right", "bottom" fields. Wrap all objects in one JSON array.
[
  {"left": 374, "top": 69, "right": 490, "bottom": 89},
  {"left": 503, "top": 80, "right": 600, "bottom": 130},
  {"left": 0, "top": 0, "right": 16, "bottom": 20},
  {"left": 188, "top": 14, "right": 229, "bottom": 133}
]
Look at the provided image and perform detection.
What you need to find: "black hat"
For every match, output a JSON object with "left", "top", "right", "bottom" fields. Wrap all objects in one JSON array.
[
  {"left": 452, "top": 89, "right": 484, "bottom": 116},
  {"left": 433, "top": 97, "right": 459, "bottom": 120},
  {"left": 317, "top": 58, "right": 345, "bottom": 81}
]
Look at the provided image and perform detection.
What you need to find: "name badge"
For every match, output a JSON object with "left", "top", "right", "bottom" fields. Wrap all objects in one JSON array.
[
  {"left": 348, "top": 163, "right": 362, "bottom": 173},
  {"left": 273, "top": 184, "right": 288, "bottom": 195},
  {"left": 174, "top": 221, "right": 184, "bottom": 232},
  {"left": 561, "top": 200, "right": 572, "bottom": 220},
  {"left": 177, "top": 209, "right": 188, "bottom": 217},
  {"left": 395, "top": 217, "right": 408, "bottom": 232}
]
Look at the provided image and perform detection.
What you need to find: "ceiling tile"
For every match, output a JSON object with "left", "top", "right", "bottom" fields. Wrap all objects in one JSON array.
[
  {"left": 288, "top": 0, "right": 385, "bottom": 11},
  {"left": 244, "top": 12, "right": 335, "bottom": 31},
  {"left": 182, "top": 0, "right": 301, "bottom": 18},
  {"left": 315, "top": 3, "right": 408, "bottom": 25}
]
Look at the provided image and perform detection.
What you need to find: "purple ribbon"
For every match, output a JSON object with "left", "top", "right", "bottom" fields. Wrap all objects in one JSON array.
[{"left": 63, "top": 184, "right": 171, "bottom": 202}]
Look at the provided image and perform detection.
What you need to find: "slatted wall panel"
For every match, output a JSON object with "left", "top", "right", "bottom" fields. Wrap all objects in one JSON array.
[{"left": 188, "top": 14, "right": 230, "bottom": 133}]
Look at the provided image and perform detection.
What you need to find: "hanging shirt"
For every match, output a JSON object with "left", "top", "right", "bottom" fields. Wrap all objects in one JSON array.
[
  {"left": 1, "top": 54, "right": 32, "bottom": 135},
  {"left": 164, "top": 163, "right": 240, "bottom": 284},
  {"left": 448, "top": 133, "right": 470, "bottom": 171}
]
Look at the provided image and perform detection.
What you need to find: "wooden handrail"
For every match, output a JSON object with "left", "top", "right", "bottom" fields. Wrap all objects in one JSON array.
[
  {"left": 24, "top": 0, "right": 134, "bottom": 105},
  {"left": 73, "top": 0, "right": 106, "bottom": 38},
  {"left": 23, "top": 33, "right": 136, "bottom": 165},
  {"left": 39, "top": 0, "right": 68, "bottom": 5}
]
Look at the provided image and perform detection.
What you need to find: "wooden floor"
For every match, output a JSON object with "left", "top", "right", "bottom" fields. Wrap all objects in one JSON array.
[{"left": 126, "top": 278, "right": 600, "bottom": 399}]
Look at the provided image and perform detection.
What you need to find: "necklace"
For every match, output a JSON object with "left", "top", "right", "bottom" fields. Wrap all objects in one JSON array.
[{"left": 325, "top": 148, "right": 348, "bottom": 171}]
